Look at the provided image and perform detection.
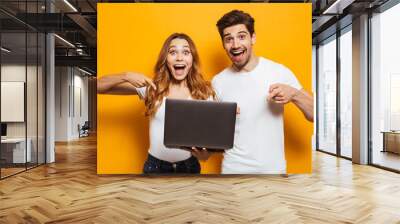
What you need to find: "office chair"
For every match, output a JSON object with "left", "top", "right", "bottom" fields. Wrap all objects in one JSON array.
[{"left": 79, "top": 121, "right": 90, "bottom": 138}]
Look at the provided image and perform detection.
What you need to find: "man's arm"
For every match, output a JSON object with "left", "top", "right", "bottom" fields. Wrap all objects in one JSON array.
[
  {"left": 268, "top": 84, "right": 314, "bottom": 122},
  {"left": 291, "top": 89, "right": 314, "bottom": 122}
]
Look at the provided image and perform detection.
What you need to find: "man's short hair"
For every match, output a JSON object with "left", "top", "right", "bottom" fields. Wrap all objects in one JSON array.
[{"left": 216, "top": 10, "right": 255, "bottom": 39}]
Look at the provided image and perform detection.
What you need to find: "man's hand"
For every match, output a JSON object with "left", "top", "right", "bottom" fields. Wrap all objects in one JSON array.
[
  {"left": 267, "top": 83, "right": 299, "bottom": 104},
  {"left": 123, "top": 72, "right": 156, "bottom": 90},
  {"left": 191, "top": 147, "right": 212, "bottom": 161}
]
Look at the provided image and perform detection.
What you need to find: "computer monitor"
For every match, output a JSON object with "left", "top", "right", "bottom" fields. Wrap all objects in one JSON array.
[{"left": 1, "top": 123, "right": 7, "bottom": 137}]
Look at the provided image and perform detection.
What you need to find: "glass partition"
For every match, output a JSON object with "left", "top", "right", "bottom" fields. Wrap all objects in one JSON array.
[
  {"left": 0, "top": 1, "right": 46, "bottom": 179},
  {"left": 1, "top": 30, "right": 28, "bottom": 177}
]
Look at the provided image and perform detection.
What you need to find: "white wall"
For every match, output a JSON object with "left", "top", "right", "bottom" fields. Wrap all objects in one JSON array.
[
  {"left": 1, "top": 65, "right": 38, "bottom": 138},
  {"left": 73, "top": 73, "right": 89, "bottom": 138},
  {"left": 55, "top": 67, "right": 89, "bottom": 141},
  {"left": 55, "top": 66, "right": 70, "bottom": 141}
]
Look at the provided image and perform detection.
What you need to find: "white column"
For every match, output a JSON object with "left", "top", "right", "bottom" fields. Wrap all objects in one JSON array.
[
  {"left": 352, "top": 14, "right": 369, "bottom": 164},
  {"left": 46, "top": 32, "right": 55, "bottom": 163}
]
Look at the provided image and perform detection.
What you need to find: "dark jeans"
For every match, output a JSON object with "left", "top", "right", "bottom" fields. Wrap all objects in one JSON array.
[{"left": 143, "top": 154, "right": 201, "bottom": 174}]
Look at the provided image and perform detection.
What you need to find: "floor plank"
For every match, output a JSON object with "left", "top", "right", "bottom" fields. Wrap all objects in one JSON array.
[{"left": 1, "top": 135, "right": 400, "bottom": 223}]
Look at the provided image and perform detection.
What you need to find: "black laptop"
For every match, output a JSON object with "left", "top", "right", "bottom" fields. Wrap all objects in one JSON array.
[{"left": 164, "top": 99, "right": 237, "bottom": 151}]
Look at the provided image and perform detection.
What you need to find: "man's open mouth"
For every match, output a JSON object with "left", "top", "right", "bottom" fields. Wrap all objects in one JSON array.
[
  {"left": 230, "top": 49, "right": 246, "bottom": 62},
  {"left": 231, "top": 49, "right": 245, "bottom": 56}
]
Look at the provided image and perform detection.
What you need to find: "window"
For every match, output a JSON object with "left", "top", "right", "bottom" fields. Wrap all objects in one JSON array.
[
  {"left": 371, "top": 2, "right": 400, "bottom": 171},
  {"left": 339, "top": 28, "right": 352, "bottom": 158},
  {"left": 317, "top": 36, "right": 337, "bottom": 154}
]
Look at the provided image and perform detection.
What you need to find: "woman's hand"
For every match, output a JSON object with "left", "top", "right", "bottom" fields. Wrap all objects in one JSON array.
[
  {"left": 123, "top": 72, "right": 156, "bottom": 90},
  {"left": 191, "top": 147, "right": 212, "bottom": 161},
  {"left": 97, "top": 71, "right": 156, "bottom": 94}
]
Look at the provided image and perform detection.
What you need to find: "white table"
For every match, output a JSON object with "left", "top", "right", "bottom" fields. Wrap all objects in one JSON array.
[{"left": 1, "top": 138, "right": 31, "bottom": 163}]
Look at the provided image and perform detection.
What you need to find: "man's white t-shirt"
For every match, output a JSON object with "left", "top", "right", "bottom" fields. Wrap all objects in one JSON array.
[
  {"left": 135, "top": 87, "right": 191, "bottom": 163},
  {"left": 212, "top": 57, "right": 302, "bottom": 174}
]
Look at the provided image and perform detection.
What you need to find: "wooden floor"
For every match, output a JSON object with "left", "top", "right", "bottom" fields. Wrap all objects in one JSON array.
[
  {"left": 373, "top": 150, "right": 400, "bottom": 171},
  {"left": 1, "top": 167, "right": 26, "bottom": 178},
  {"left": 1, "top": 136, "right": 400, "bottom": 223},
  {"left": 1, "top": 163, "right": 44, "bottom": 178}
]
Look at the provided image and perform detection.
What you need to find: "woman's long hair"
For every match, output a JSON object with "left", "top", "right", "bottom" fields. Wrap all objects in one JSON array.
[{"left": 144, "top": 33, "right": 215, "bottom": 116}]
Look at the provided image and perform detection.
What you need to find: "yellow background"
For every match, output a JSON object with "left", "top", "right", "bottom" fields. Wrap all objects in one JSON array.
[{"left": 97, "top": 3, "right": 312, "bottom": 174}]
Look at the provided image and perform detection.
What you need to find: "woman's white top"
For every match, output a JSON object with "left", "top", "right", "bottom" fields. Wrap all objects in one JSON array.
[{"left": 135, "top": 87, "right": 191, "bottom": 163}]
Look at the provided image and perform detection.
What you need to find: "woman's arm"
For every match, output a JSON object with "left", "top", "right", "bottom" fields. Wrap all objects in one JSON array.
[{"left": 97, "top": 72, "right": 156, "bottom": 95}]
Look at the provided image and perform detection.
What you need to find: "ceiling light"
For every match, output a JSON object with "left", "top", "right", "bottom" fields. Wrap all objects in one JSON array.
[
  {"left": 63, "top": 0, "right": 78, "bottom": 12},
  {"left": 1, "top": 47, "right": 11, "bottom": 53},
  {"left": 54, "top": 34, "right": 75, "bottom": 48},
  {"left": 322, "top": 0, "right": 355, "bottom": 15},
  {"left": 78, "top": 67, "right": 93, "bottom": 76}
]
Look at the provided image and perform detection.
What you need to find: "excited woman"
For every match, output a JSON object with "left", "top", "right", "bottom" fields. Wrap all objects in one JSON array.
[{"left": 97, "top": 33, "right": 215, "bottom": 174}]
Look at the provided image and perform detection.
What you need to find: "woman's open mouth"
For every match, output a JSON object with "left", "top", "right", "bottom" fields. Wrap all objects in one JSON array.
[{"left": 173, "top": 64, "right": 187, "bottom": 76}]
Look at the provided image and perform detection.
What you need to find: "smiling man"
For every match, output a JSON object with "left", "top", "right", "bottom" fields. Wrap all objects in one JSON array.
[{"left": 212, "top": 10, "right": 313, "bottom": 174}]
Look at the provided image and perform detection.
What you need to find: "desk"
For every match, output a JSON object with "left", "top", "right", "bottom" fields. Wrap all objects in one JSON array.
[
  {"left": 382, "top": 131, "right": 400, "bottom": 154},
  {"left": 1, "top": 138, "right": 31, "bottom": 163}
]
